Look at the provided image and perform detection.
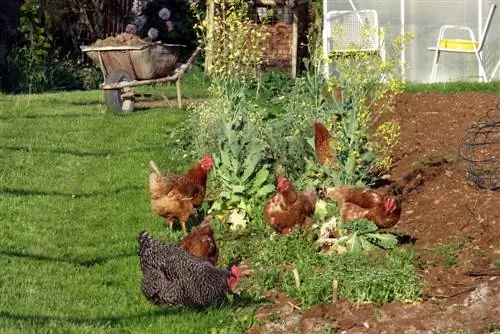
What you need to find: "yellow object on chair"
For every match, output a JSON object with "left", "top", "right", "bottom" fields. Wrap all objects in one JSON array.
[{"left": 439, "top": 39, "right": 480, "bottom": 51}]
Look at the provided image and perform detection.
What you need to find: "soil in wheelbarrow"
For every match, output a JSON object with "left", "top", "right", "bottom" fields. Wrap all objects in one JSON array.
[
  {"left": 91, "top": 33, "right": 149, "bottom": 47},
  {"left": 248, "top": 91, "right": 500, "bottom": 334}
]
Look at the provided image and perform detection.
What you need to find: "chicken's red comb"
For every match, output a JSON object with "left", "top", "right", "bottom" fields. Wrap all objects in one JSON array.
[
  {"left": 227, "top": 265, "right": 241, "bottom": 290},
  {"left": 202, "top": 154, "right": 213, "bottom": 163},
  {"left": 277, "top": 175, "right": 285, "bottom": 186},
  {"left": 231, "top": 264, "right": 241, "bottom": 278},
  {"left": 384, "top": 197, "right": 396, "bottom": 211}
]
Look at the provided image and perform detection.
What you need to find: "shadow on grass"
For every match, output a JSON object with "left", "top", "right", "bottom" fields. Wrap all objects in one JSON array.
[
  {"left": 0, "top": 113, "right": 98, "bottom": 120},
  {"left": 0, "top": 308, "right": 185, "bottom": 326},
  {"left": 2, "top": 145, "right": 163, "bottom": 157},
  {"left": 0, "top": 185, "right": 142, "bottom": 198},
  {"left": 68, "top": 100, "right": 105, "bottom": 106},
  {"left": 0, "top": 249, "right": 138, "bottom": 267}
]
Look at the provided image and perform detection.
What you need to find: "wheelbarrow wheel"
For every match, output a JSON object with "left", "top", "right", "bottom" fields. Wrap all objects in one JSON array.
[{"left": 104, "top": 69, "right": 135, "bottom": 113}]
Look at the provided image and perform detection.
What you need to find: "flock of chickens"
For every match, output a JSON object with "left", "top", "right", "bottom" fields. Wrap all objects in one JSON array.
[{"left": 138, "top": 121, "right": 402, "bottom": 309}]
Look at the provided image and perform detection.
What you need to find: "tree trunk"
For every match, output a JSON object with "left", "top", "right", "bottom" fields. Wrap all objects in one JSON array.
[{"left": 0, "top": 0, "right": 22, "bottom": 87}]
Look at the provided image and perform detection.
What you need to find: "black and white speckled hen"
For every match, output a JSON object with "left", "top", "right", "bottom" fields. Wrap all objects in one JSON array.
[{"left": 138, "top": 230, "right": 241, "bottom": 309}]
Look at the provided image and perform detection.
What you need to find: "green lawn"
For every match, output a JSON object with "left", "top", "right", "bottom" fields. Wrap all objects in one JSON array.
[
  {"left": 405, "top": 80, "right": 500, "bottom": 94},
  {"left": 0, "top": 90, "right": 243, "bottom": 333}
]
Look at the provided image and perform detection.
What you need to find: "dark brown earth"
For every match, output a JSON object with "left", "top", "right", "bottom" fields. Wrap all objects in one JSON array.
[{"left": 249, "top": 92, "right": 500, "bottom": 334}]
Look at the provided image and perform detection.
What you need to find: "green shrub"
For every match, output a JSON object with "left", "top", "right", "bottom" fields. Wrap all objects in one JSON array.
[
  {"left": 3, "top": 0, "right": 102, "bottom": 93},
  {"left": 5, "top": 51, "right": 100, "bottom": 93},
  {"left": 79, "top": 66, "right": 103, "bottom": 90},
  {"left": 209, "top": 107, "right": 274, "bottom": 226}
]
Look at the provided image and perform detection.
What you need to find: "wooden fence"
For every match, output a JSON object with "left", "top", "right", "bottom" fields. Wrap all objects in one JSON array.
[{"left": 104, "top": 0, "right": 134, "bottom": 37}]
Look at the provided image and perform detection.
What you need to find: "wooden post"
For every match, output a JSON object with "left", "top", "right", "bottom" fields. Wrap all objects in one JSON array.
[
  {"left": 291, "top": 6, "right": 298, "bottom": 78},
  {"left": 204, "top": 0, "right": 215, "bottom": 75},
  {"left": 176, "top": 79, "right": 182, "bottom": 108}
]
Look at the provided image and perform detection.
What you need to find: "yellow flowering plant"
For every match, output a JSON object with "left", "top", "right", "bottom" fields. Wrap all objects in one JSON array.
[{"left": 305, "top": 22, "right": 414, "bottom": 186}]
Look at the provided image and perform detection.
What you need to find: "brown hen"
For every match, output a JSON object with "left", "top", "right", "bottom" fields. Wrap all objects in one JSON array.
[
  {"left": 313, "top": 121, "right": 334, "bottom": 165},
  {"left": 179, "top": 215, "right": 219, "bottom": 265},
  {"left": 264, "top": 176, "right": 318, "bottom": 234},
  {"left": 325, "top": 185, "right": 401, "bottom": 229},
  {"left": 149, "top": 155, "right": 213, "bottom": 234}
]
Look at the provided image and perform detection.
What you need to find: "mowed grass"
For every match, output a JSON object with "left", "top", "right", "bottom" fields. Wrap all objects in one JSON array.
[
  {"left": 405, "top": 80, "right": 500, "bottom": 94},
  {"left": 0, "top": 90, "right": 242, "bottom": 333}
]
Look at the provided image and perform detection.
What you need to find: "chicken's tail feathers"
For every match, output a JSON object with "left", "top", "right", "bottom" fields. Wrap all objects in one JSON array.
[
  {"left": 148, "top": 161, "right": 164, "bottom": 196},
  {"left": 149, "top": 160, "right": 161, "bottom": 175}
]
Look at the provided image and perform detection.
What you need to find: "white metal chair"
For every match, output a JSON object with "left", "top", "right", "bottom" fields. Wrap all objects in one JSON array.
[
  {"left": 428, "top": 4, "right": 497, "bottom": 83},
  {"left": 323, "top": 9, "right": 384, "bottom": 78}
]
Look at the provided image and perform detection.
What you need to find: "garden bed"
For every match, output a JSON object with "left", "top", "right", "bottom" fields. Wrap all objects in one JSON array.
[{"left": 249, "top": 91, "right": 500, "bottom": 333}]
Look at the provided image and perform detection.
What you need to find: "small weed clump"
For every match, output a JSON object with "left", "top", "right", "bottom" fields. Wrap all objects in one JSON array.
[
  {"left": 222, "top": 229, "right": 419, "bottom": 307},
  {"left": 434, "top": 242, "right": 463, "bottom": 268}
]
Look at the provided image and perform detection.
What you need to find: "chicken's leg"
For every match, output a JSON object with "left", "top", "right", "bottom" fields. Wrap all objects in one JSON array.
[
  {"left": 180, "top": 220, "right": 187, "bottom": 235},
  {"left": 167, "top": 217, "right": 175, "bottom": 229}
]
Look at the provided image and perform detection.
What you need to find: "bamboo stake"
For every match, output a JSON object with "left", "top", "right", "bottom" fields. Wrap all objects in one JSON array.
[
  {"left": 204, "top": 0, "right": 215, "bottom": 75},
  {"left": 332, "top": 279, "right": 339, "bottom": 304},
  {"left": 291, "top": 7, "right": 298, "bottom": 78},
  {"left": 292, "top": 268, "right": 301, "bottom": 289}
]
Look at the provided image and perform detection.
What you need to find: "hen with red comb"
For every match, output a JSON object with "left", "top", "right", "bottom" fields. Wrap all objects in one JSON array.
[
  {"left": 324, "top": 185, "right": 401, "bottom": 229},
  {"left": 149, "top": 155, "right": 213, "bottom": 234},
  {"left": 264, "top": 176, "right": 318, "bottom": 234}
]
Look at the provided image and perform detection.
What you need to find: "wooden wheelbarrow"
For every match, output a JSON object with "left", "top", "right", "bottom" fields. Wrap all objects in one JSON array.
[{"left": 81, "top": 42, "right": 201, "bottom": 112}]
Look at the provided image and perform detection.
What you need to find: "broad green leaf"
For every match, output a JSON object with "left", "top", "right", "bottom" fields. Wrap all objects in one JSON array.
[
  {"left": 220, "top": 147, "right": 231, "bottom": 168},
  {"left": 229, "top": 141, "right": 241, "bottom": 158},
  {"left": 241, "top": 152, "right": 262, "bottom": 183},
  {"left": 229, "top": 193, "right": 243, "bottom": 205},
  {"left": 218, "top": 174, "right": 232, "bottom": 185},
  {"left": 346, "top": 233, "right": 362, "bottom": 253},
  {"left": 231, "top": 157, "right": 241, "bottom": 175},
  {"left": 365, "top": 233, "right": 398, "bottom": 249},
  {"left": 313, "top": 200, "right": 329, "bottom": 221},
  {"left": 231, "top": 185, "right": 246, "bottom": 194},
  {"left": 345, "top": 152, "right": 356, "bottom": 176},
  {"left": 210, "top": 201, "right": 222, "bottom": 212},
  {"left": 237, "top": 201, "right": 248, "bottom": 211},
  {"left": 334, "top": 235, "right": 351, "bottom": 246},
  {"left": 252, "top": 167, "right": 269, "bottom": 190},
  {"left": 256, "top": 184, "right": 275, "bottom": 197},
  {"left": 361, "top": 151, "right": 373, "bottom": 162},
  {"left": 220, "top": 191, "right": 231, "bottom": 199},
  {"left": 213, "top": 154, "right": 221, "bottom": 166},
  {"left": 359, "top": 235, "right": 376, "bottom": 251},
  {"left": 355, "top": 179, "right": 366, "bottom": 186}
]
